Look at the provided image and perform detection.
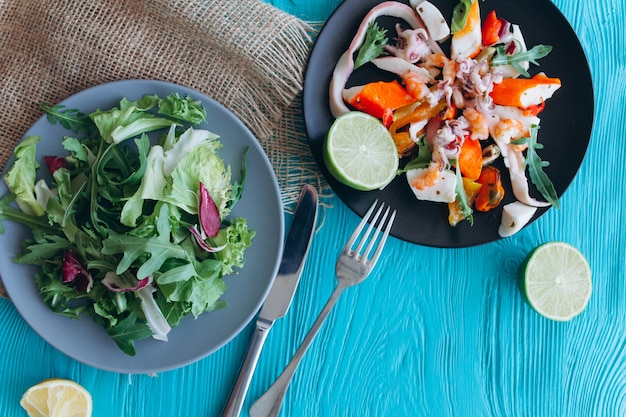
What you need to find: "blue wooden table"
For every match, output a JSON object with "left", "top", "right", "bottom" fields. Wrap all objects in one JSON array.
[{"left": 1, "top": 0, "right": 624, "bottom": 416}]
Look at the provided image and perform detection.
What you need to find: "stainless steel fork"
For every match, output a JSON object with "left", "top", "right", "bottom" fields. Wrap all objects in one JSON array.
[{"left": 249, "top": 200, "right": 396, "bottom": 417}]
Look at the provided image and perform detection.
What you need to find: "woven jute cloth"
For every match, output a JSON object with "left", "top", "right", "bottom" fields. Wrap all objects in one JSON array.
[{"left": 0, "top": 0, "right": 331, "bottom": 298}]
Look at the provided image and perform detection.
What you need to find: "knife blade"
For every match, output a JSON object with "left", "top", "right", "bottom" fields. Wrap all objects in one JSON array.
[{"left": 220, "top": 184, "right": 318, "bottom": 417}]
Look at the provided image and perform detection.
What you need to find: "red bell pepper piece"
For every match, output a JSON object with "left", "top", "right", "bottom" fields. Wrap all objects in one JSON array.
[{"left": 482, "top": 10, "right": 502, "bottom": 46}]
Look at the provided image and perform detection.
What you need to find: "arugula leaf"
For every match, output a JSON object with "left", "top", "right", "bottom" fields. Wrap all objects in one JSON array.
[
  {"left": 159, "top": 270, "right": 226, "bottom": 317},
  {"left": 45, "top": 168, "right": 91, "bottom": 245},
  {"left": 156, "top": 291, "right": 190, "bottom": 328},
  {"left": 398, "top": 136, "right": 432, "bottom": 174},
  {"left": 14, "top": 234, "right": 70, "bottom": 264},
  {"left": 511, "top": 125, "right": 560, "bottom": 208},
  {"left": 354, "top": 22, "right": 388, "bottom": 69},
  {"left": 104, "top": 310, "right": 153, "bottom": 356},
  {"left": 40, "top": 103, "right": 95, "bottom": 135},
  {"left": 492, "top": 44, "right": 553, "bottom": 77},
  {"left": 453, "top": 161, "right": 474, "bottom": 225},
  {"left": 156, "top": 262, "right": 198, "bottom": 285},
  {"left": 155, "top": 255, "right": 225, "bottom": 317},
  {"left": 102, "top": 204, "right": 190, "bottom": 278},
  {"left": 229, "top": 147, "right": 249, "bottom": 210}
]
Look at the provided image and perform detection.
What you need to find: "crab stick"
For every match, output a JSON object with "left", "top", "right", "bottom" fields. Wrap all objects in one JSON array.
[
  {"left": 343, "top": 80, "right": 416, "bottom": 120},
  {"left": 451, "top": 0, "right": 481, "bottom": 59},
  {"left": 490, "top": 73, "right": 561, "bottom": 109}
]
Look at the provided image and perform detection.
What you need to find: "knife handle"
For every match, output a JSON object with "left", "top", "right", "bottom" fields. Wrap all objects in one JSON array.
[{"left": 220, "top": 320, "right": 272, "bottom": 417}]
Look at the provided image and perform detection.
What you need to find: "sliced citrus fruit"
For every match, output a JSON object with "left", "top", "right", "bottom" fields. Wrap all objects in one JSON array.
[
  {"left": 20, "top": 378, "right": 92, "bottom": 417},
  {"left": 324, "top": 111, "right": 399, "bottom": 191},
  {"left": 519, "top": 241, "right": 592, "bottom": 321}
]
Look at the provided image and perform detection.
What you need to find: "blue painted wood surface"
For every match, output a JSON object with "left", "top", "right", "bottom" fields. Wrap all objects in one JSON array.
[{"left": 1, "top": 0, "right": 625, "bottom": 416}]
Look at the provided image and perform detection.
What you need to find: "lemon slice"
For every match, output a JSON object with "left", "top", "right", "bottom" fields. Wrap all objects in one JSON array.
[
  {"left": 20, "top": 378, "right": 92, "bottom": 417},
  {"left": 519, "top": 241, "right": 592, "bottom": 321},
  {"left": 324, "top": 111, "right": 399, "bottom": 191}
]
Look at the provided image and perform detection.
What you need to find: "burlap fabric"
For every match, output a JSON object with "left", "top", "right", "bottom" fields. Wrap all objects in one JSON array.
[{"left": 0, "top": 0, "right": 332, "bottom": 297}]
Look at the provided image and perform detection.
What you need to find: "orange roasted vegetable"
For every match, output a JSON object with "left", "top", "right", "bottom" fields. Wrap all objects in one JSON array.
[
  {"left": 346, "top": 80, "right": 416, "bottom": 121},
  {"left": 390, "top": 131, "right": 417, "bottom": 157},
  {"left": 457, "top": 137, "right": 483, "bottom": 181},
  {"left": 475, "top": 165, "right": 505, "bottom": 211},
  {"left": 392, "top": 99, "right": 446, "bottom": 129},
  {"left": 389, "top": 100, "right": 446, "bottom": 157}
]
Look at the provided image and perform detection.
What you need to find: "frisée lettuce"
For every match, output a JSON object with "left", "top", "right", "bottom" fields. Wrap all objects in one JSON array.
[{"left": 0, "top": 93, "right": 254, "bottom": 356}]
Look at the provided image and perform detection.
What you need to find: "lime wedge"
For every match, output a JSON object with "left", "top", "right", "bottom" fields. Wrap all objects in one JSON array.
[
  {"left": 519, "top": 241, "right": 592, "bottom": 321},
  {"left": 324, "top": 111, "right": 399, "bottom": 191}
]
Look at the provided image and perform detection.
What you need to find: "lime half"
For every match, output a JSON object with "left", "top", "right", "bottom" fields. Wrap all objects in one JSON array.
[
  {"left": 324, "top": 111, "right": 399, "bottom": 191},
  {"left": 519, "top": 241, "right": 592, "bottom": 321}
]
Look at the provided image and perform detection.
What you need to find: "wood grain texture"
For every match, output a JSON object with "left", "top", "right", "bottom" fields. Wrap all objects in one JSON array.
[{"left": 1, "top": 0, "right": 625, "bottom": 416}]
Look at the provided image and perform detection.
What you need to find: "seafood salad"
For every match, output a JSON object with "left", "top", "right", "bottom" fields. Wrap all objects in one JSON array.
[{"left": 329, "top": 0, "right": 562, "bottom": 237}]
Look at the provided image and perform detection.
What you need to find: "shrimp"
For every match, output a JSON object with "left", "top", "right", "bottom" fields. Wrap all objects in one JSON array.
[
  {"left": 403, "top": 72, "right": 431, "bottom": 100},
  {"left": 493, "top": 118, "right": 526, "bottom": 150},
  {"left": 442, "top": 59, "right": 459, "bottom": 86},
  {"left": 371, "top": 56, "right": 433, "bottom": 100},
  {"left": 406, "top": 161, "right": 457, "bottom": 203},
  {"left": 463, "top": 107, "right": 489, "bottom": 140},
  {"left": 410, "top": 161, "right": 442, "bottom": 190},
  {"left": 422, "top": 53, "right": 447, "bottom": 70},
  {"left": 423, "top": 54, "right": 458, "bottom": 86}
]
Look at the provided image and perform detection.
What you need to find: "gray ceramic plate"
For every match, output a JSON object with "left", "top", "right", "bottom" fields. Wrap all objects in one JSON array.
[{"left": 0, "top": 80, "right": 284, "bottom": 374}]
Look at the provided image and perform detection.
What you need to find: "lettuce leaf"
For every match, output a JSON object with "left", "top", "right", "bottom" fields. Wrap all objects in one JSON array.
[
  {"left": 120, "top": 128, "right": 232, "bottom": 226},
  {"left": 4, "top": 135, "right": 44, "bottom": 216}
]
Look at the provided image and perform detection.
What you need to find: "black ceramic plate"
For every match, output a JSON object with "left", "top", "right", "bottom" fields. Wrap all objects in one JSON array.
[{"left": 304, "top": 0, "right": 593, "bottom": 247}]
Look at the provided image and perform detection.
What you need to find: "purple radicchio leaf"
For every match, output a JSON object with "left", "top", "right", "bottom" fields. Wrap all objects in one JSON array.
[
  {"left": 189, "top": 225, "right": 228, "bottom": 253},
  {"left": 61, "top": 250, "right": 94, "bottom": 292},
  {"left": 198, "top": 182, "right": 220, "bottom": 238},
  {"left": 102, "top": 272, "right": 153, "bottom": 293},
  {"left": 44, "top": 156, "right": 68, "bottom": 176}
]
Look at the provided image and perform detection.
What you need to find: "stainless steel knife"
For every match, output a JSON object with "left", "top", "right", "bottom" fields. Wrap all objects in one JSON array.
[{"left": 220, "top": 184, "right": 318, "bottom": 417}]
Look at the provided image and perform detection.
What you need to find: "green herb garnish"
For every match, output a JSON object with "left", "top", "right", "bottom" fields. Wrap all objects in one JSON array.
[
  {"left": 511, "top": 124, "right": 560, "bottom": 208},
  {"left": 354, "top": 22, "right": 388, "bottom": 69},
  {"left": 492, "top": 43, "right": 553, "bottom": 77},
  {"left": 398, "top": 135, "right": 431, "bottom": 174},
  {"left": 453, "top": 159, "right": 474, "bottom": 225}
]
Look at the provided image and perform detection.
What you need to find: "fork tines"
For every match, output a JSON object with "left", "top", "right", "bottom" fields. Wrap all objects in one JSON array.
[{"left": 347, "top": 200, "right": 396, "bottom": 264}]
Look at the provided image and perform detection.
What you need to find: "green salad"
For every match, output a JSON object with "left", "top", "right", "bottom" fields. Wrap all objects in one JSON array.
[{"left": 0, "top": 93, "right": 254, "bottom": 356}]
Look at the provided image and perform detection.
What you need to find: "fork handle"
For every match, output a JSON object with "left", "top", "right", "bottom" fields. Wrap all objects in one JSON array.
[{"left": 249, "top": 280, "right": 349, "bottom": 417}]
